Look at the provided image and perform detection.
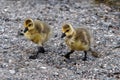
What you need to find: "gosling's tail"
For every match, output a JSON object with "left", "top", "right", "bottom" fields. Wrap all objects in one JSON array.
[{"left": 89, "top": 48, "right": 101, "bottom": 58}]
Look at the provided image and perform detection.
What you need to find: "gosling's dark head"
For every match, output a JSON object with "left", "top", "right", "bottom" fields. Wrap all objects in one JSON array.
[
  {"left": 61, "top": 24, "right": 74, "bottom": 38},
  {"left": 24, "top": 18, "right": 34, "bottom": 33}
]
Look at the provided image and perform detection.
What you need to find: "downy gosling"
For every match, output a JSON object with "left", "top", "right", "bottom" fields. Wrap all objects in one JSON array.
[
  {"left": 61, "top": 24, "right": 98, "bottom": 61},
  {"left": 23, "top": 18, "right": 51, "bottom": 59}
]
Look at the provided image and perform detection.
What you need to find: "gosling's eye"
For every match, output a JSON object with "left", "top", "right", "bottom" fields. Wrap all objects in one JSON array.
[
  {"left": 66, "top": 30, "right": 69, "bottom": 32},
  {"left": 28, "top": 24, "right": 32, "bottom": 27}
]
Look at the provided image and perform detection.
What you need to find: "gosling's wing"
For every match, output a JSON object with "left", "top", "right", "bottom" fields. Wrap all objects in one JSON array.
[
  {"left": 41, "top": 22, "right": 51, "bottom": 34},
  {"left": 34, "top": 20, "right": 50, "bottom": 34},
  {"left": 33, "top": 20, "right": 43, "bottom": 33},
  {"left": 75, "top": 28, "right": 90, "bottom": 45}
]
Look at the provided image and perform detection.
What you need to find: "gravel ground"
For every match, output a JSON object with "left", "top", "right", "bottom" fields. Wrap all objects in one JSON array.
[{"left": 0, "top": 0, "right": 120, "bottom": 80}]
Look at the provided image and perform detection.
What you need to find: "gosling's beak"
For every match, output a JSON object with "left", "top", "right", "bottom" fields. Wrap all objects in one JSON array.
[
  {"left": 61, "top": 33, "right": 66, "bottom": 38},
  {"left": 24, "top": 27, "right": 28, "bottom": 33}
]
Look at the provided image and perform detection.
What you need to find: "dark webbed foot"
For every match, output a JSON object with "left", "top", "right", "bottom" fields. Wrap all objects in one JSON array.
[
  {"left": 64, "top": 58, "right": 72, "bottom": 63},
  {"left": 29, "top": 47, "right": 45, "bottom": 59},
  {"left": 38, "top": 47, "right": 45, "bottom": 53},
  {"left": 82, "top": 57, "right": 87, "bottom": 61},
  {"left": 82, "top": 51, "right": 87, "bottom": 61},
  {"left": 64, "top": 50, "right": 74, "bottom": 59},
  {"left": 29, "top": 54, "right": 38, "bottom": 59},
  {"left": 64, "top": 54, "right": 70, "bottom": 59}
]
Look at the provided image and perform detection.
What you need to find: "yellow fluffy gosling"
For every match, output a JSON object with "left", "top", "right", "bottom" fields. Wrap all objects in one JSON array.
[
  {"left": 23, "top": 18, "right": 51, "bottom": 59},
  {"left": 61, "top": 24, "right": 98, "bottom": 61}
]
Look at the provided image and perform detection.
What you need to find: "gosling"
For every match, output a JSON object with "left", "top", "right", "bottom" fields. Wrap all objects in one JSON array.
[
  {"left": 61, "top": 24, "right": 98, "bottom": 61},
  {"left": 23, "top": 18, "right": 51, "bottom": 59}
]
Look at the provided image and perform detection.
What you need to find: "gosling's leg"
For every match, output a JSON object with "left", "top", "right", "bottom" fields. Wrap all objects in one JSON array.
[
  {"left": 64, "top": 50, "right": 74, "bottom": 59},
  {"left": 82, "top": 51, "right": 87, "bottom": 61},
  {"left": 37, "top": 46, "right": 45, "bottom": 53},
  {"left": 29, "top": 46, "right": 45, "bottom": 59}
]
